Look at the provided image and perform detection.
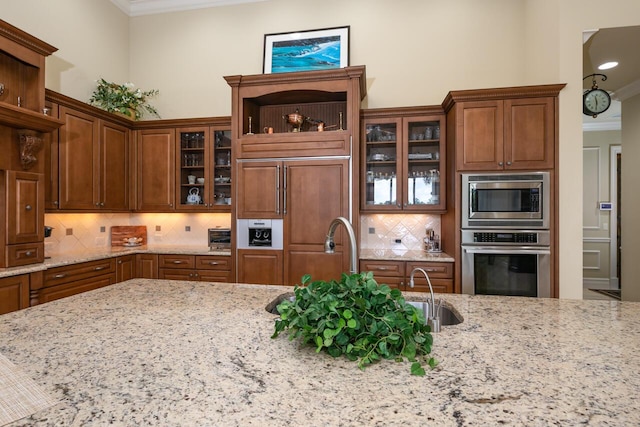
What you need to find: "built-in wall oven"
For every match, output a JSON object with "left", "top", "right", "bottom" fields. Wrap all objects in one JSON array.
[
  {"left": 461, "top": 172, "right": 551, "bottom": 297},
  {"left": 461, "top": 229, "right": 550, "bottom": 297}
]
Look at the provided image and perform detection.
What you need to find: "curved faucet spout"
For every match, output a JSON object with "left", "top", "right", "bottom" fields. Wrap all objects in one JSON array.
[{"left": 324, "top": 216, "right": 358, "bottom": 275}]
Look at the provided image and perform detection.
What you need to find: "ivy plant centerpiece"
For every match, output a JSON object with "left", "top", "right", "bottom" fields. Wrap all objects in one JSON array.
[
  {"left": 89, "top": 78, "right": 160, "bottom": 120},
  {"left": 272, "top": 272, "right": 438, "bottom": 376}
]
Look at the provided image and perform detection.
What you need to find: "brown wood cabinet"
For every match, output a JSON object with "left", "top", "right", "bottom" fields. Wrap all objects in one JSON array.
[
  {"left": 441, "top": 84, "right": 565, "bottom": 296},
  {"left": 55, "top": 104, "right": 130, "bottom": 211},
  {"left": 227, "top": 67, "right": 366, "bottom": 286},
  {"left": 37, "top": 258, "right": 116, "bottom": 304},
  {"left": 1, "top": 170, "right": 44, "bottom": 267},
  {"left": 116, "top": 254, "right": 136, "bottom": 282},
  {"left": 136, "top": 253, "right": 158, "bottom": 278},
  {"left": 361, "top": 107, "right": 446, "bottom": 212},
  {"left": 359, "top": 259, "right": 454, "bottom": 293},
  {"left": 136, "top": 128, "right": 175, "bottom": 211},
  {"left": 236, "top": 158, "right": 350, "bottom": 285},
  {"left": 444, "top": 90, "right": 560, "bottom": 172},
  {"left": 0, "top": 274, "right": 30, "bottom": 315},
  {"left": 158, "top": 254, "right": 232, "bottom": 282},
  {"left": 175, "top": 125, "right": 232, "bottom": 211}
]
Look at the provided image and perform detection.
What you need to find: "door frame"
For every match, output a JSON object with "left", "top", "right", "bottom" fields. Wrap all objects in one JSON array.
[{"left": 610, "top": 145, "right": 621, "bottom": 289}]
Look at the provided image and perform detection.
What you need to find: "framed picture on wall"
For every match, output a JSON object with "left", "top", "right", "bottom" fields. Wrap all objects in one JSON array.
[{"left": 263, "top": 26, "right": 350, "bottom": 74}]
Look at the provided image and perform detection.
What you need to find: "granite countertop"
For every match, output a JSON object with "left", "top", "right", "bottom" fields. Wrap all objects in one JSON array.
[
  {"left": 1, "top": 279, "right": 639, "bottom": 426},
  {"left": 360, "top": 248, "right": 454, "bottom": 262},
  {"left": 0, "top": 246, "right": 231, "bottom": 278}
]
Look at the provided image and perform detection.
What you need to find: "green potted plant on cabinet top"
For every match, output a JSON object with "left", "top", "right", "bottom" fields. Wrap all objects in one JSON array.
[{"left": 89, "top": 78, "right": 160, "bottom": 120}]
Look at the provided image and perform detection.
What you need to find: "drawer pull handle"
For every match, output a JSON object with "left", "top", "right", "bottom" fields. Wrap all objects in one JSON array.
[
  {"left": 209, "top": 262, "right": 219, "bottom": 265},
  {"left": 173, "top": 260, "right": 183, "bottom": 264},
  {"left": 378, "top": 267, "right": 387, "bottom": 271},
  {"left": 54, "top": 273, "right": 66, "bottom": 279},
  {"left": 25, "top": 204, "right": 32, "bottom": 211},
  {"left": 25, "top": 251, "right": 32, "bottom": 256},
  {"left": 94, "top": 266, "right": 106, "bottom": 271}
]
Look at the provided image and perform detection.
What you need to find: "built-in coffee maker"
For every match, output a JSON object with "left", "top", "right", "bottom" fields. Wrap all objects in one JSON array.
[{"left": 236, "top": 219, "right": 283, "bottom": 250}]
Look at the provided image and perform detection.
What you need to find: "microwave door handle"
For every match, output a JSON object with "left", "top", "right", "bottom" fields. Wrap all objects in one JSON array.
[{"left": 463, "top": 246, "right": 550, "bottom": 255}]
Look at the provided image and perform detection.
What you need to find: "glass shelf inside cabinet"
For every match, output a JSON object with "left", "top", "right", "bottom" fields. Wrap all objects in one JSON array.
[
  {"left": 179, "top": 131, "right": 206, "bottom": 206},
  {"left": 365, "top": 122, "right": 398, "bottom": 206},
  {"left": 407, "top": 120, "right": 441, "bottom": 206},
  {"left": 213, "top": 130, "right": 232, "bottom": 206}
]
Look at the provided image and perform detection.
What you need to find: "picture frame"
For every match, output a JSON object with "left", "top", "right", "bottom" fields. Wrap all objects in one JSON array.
[{"left": 263, "top": 26, "right": 350, "bottom": 74}]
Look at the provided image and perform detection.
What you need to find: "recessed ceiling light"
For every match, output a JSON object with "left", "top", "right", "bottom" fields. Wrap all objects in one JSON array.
[{"left": 598, "top": 61, "right": 619, "bottom": 70}]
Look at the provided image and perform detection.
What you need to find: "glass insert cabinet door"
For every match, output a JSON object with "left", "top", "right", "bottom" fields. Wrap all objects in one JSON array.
[
  {"left": 178, "top": 129, "right": 207, "bottom": 208},
  {"left": 363, "top": 119, "right": 400, "bottom": 208},
  {"left": 404, "top": 118, "right": 442, "bottom": 208},
  {"left": 213, "top": 129, "right": 232, "bottom": 207}
]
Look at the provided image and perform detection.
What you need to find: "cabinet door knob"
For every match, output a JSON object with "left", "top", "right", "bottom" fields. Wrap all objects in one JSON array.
[
  {"left": 506, "top": 161, "right": 512, "bottom": 166},
  {"left": 25, "top": 251, "right": 32, "bottom": 256},
  {"left": 25, "top": 204, "right": 32, "bottom": 211},
  {"left": 498, "top": 161, "right": 503, "bottom": 166},
  {"left": 95, "top": 202, "right": 100, "bottom": 206}
]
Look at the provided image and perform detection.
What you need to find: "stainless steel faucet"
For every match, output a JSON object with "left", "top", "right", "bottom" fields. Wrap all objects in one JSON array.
[
  {"left": 324, "top": 216, "right": 358, "bottom": 275},
  {"left": 409, "top": 267, "right": 441, "bottom": 332}
]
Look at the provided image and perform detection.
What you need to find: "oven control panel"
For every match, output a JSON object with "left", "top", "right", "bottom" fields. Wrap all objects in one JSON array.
[
  {"left": 462, "top": 229, "right": 550, "bottom": 246},
  {"left": 472, "top": 232, "right": 538, "bottom": 244}
]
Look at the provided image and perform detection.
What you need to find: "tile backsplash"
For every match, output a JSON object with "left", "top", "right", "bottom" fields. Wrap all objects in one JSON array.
[
  {"left": 44, "top": 213, "right": 231, "bottom": 255},
  {"left": 360, "top": 214, "right": 440, "bottom": 251},
  {"left": 44, "top": 212, "right": 438, "bottom": 255}
]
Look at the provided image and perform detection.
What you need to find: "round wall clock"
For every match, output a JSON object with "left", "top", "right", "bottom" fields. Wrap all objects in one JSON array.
[{"left": 583, "top": 73, "right": 611, "bottom": 118}]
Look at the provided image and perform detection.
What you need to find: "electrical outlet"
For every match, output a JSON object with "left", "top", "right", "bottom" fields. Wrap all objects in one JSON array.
[
  {"left": 100, "top": 226, "right": 106, "bottom": 233},
  {"left": 185, "top": 226, "right": 191, "bottom": 232},
  {"left": 394, "top": 238, "right": 402, "bottom": 244},
  {"left": 156, "top": 225, "right": 161, "bottom": 232},
  {"left": 66, "top": 228, "right": 73, "bottom": 236},
  {"left": 368, "top": 227, "right": 375, "bottom": 234}
]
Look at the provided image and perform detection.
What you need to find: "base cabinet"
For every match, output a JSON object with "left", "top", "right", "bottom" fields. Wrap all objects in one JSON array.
[
  {"left": 0, "top": 274, "right": 30, "bottom": 315},
  {"left": 116, "top": 254, "right": 136, "bottom": 282},
  {"left": 136, "top": 253, "right": 158, "bottom": 279},
  {"left": 38, "top": 258, "right": 116, "bottom": 304},
  {"left": 158, "top": 254, "right": 232, "bottom": 282},
  {"left": 237, "top": 249, "right": 283, "bottom": 285},
  {"left": 360, "top": 259, "right": 454, "bottom": 293}
]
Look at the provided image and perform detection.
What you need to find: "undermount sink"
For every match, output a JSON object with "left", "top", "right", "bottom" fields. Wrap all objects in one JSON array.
[
  {"left": 406, "top": 300, "right": 464, "bottom": 326},
  {"left": 265, "top": 293, "right": 463, "bottom": 327}
]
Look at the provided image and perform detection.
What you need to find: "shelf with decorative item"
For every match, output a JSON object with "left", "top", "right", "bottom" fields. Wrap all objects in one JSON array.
[{"left": 89, "top": 78, "right": 160, "bottom": 121}]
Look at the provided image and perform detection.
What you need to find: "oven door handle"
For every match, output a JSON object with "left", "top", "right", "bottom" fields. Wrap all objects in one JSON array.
[{"left": 463, "top": 246, "right": 550, "bottom": 255}]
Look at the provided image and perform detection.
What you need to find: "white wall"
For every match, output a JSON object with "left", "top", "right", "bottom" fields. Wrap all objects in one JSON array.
[{"left": 0, "top": 0, "right": 130, "bottom": 101}]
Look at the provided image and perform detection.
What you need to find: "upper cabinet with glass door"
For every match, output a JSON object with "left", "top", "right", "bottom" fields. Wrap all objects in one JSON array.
[
  {"left": 176, "top": 124, "right": 232, "bottom": 212},
  {"left": 361, "top": 108, "right": 446, "bottom": 212}
]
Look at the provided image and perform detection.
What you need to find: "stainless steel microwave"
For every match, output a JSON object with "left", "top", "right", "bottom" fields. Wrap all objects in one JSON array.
[{"left": 462, "top": 172, "right": 550, "bottom": 229}]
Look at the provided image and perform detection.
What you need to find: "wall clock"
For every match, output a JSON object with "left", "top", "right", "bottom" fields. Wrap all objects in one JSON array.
[{"left": 583, "top": 73, "right": 611, "bottom": 118}]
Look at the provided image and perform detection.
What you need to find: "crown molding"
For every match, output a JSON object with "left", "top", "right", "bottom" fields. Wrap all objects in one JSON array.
[
  {"left": 582, "top": 120, "right": 621, "bottom": 132},
  {"left": 111, "top": 0, "right": 267, "bottom": 17},
  {"left": 612, "top": 78, "right": 640, "bottom": 102}
]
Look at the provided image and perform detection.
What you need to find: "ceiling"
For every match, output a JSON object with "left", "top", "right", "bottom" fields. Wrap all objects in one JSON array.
[
  {"left": 110, "top": 0, "right": 265, "bottom": 16},
  {"left": 583, "top": 25, "right": 640, "bottom": 130}
]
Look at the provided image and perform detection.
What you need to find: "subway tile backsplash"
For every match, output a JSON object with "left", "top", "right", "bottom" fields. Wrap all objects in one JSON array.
[{"left": 44, "top": 213, "right": 231, "bottom": 255}]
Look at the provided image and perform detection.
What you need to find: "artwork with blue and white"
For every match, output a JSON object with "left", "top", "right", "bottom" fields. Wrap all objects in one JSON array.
[
  {"left": 263, "top": 27, "right": 349, "bottom": 74},
  {"left": 271, "top": 36, "right": 341, "bottom": 73}
]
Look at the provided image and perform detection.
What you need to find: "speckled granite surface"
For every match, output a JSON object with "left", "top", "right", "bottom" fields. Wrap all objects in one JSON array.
[
  {"left": 1, "top": 279, "right": 639, "bottom": 426},
  {"left": 360, "top": 248, "right": 454, "bottom": 262},
  {"left": 0, "top": 246, "right": 230, "bottom": 278}
]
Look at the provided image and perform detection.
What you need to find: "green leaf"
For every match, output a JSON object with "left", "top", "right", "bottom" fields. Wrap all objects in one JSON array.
[
  {"left": 342, "top": 309, "right": 353, "bottom": 319},
  {"left": 411, "top": 362, "right": 426, "bottom": 376},
  {"left": 347, "top": 319, "right": 357, "bottom": 329}
]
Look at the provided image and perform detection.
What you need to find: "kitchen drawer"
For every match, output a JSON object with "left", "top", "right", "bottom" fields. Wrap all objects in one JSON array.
[
  {"left": 38, "top": 274, "right": 116, "bottom": 304},
  {"left": 6, "top": 242, "right": 44, "bottom": 267},
  {"left": 195, "top": 255, "right": 231, "bottom": 271},
  {"left": 158, "top": 254, "right": 195, "bottom": 269},
  {"left": 359, "top": 260, "right": 404, "bottom": 277},
  {"left": 405, "top": 261, "right": 453, "bottom": 279},
  {"left": 197, "top": 270, "right": 232, "bottom": 282},
  {"left": 158, "top": 268, "right": 197, "bottom": 281},
  {"left": 44, "top": 258, "right": 116, "bottom": 287}
]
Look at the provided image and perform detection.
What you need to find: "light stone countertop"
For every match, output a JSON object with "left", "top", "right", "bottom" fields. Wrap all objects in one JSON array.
[
  {"left": 360, "top": 248, "right": 454, "bottom": 262},
  {"left": 0, "top": 246, "right": 230, "bottom": 278},
  {"left": 1, "top": 279, "right": 639, "bottom": 426}
]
